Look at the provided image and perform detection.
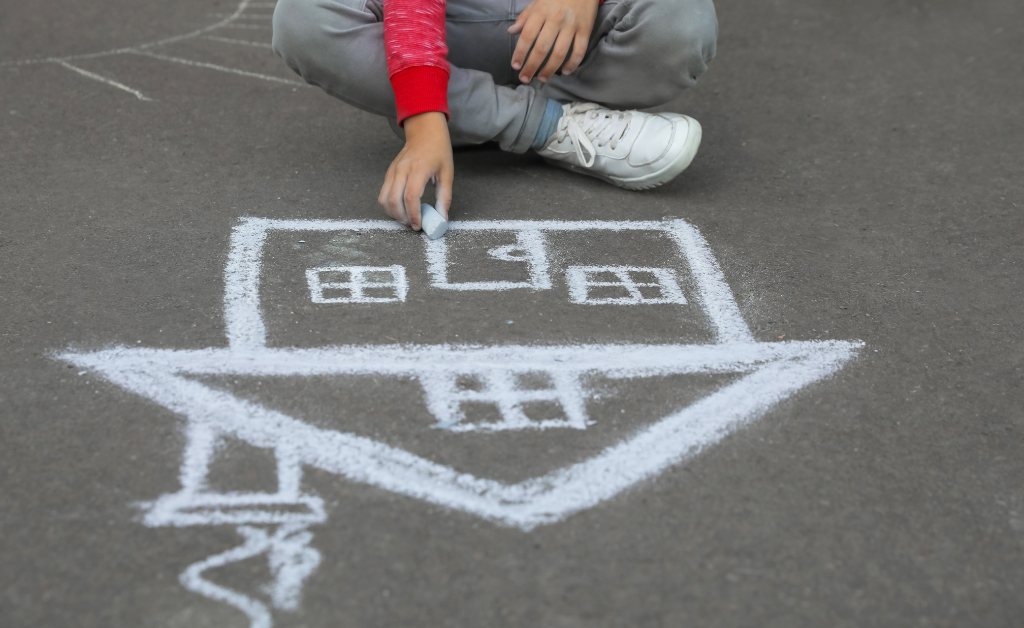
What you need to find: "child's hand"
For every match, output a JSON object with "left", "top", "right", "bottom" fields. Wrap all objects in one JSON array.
[
  {"left": 378, "top": 111, "right": 454, "bottom": 229},
  {"left": 508, "top": 0, "right": 598, "bottom": 84}
]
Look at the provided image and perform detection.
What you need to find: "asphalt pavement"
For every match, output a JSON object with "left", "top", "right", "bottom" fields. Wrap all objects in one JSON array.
[{"left": 1, "top": 0, "right": 1023, "bottom": 627}]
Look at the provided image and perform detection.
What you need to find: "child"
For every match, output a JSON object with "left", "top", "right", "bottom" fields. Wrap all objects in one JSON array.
[{"left": 273, "top": 0, "right": 717, "bottom": 230}]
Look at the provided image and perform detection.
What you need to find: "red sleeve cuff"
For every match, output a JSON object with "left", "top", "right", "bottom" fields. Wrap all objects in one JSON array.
[{"left": 390, "top": 66, "right": 450, "bottom": 126}]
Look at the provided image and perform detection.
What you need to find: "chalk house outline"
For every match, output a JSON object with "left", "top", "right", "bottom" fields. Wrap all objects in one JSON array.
[{"left": 61, "top": 218, "right": 862, "bottom": 628}]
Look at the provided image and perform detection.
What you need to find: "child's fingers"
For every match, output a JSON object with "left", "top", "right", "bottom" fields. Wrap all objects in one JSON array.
[
  {"left": 377, "top": 175, "right": 390, "bottom": 212},
  {"left": 384, "top": 168, "right": 412, "bottom": 226},
  {"left": 378, "top": 167, "right": 402, "bottom": 224},
  {"left": 403, "top": 169, "right": 433, "bottom": 231},
  {"left": 538, "top": 29, "right": 573, "bottom": 82},
  {"left": 435, "top": 164, "right": 454, "bottom": 220},
  {"left": 507, "top": 8, "right": 529, "bottom": 35},
  {"left": 561, "top": 30, "right": 590, "bottom": 74},
  {"left": 519, "top": 21, "right": 559, "bottom": 82},
  {"left": 510, "top": 14, "right": 543, "bottom": 72}
]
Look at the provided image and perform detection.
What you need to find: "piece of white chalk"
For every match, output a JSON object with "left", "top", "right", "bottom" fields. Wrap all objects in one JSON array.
[{"left": 420, "top": 203, "right": 448, "bottom": 240}]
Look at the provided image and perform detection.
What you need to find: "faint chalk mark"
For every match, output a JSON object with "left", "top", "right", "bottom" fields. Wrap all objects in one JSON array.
[
  {"left": 213, "top": 24, "right": 274, "bottom": 30},
  {"left": 129, "top": 50, "right": 300, "bottom": 86},
  {"left": 0, "top": 0, "right": 257, "bottom": 67},
  {"left": 209, "top": 13, "right": 274, "bottom": 19},
  {"left": 205, "top": 36, "right": 275, "bottom": 50},
  {"left": 0, "top": 0, "right": 298, "bottom": 99},
  {"left": 55, "top": 60, "right": 154, "bottom": 101}
]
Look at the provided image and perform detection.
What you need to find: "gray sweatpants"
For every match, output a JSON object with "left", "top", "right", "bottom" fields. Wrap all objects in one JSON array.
[{"left": 272, "top": 0, "right": 717, "bottom": 154}]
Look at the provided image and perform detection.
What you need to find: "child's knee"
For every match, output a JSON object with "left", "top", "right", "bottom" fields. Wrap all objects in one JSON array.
[
  {"left": 271, "top": 0, "right": 325, "bottom": 68},
  {"left": 629, "top": 0, "right": 718, "bottom": 94}
]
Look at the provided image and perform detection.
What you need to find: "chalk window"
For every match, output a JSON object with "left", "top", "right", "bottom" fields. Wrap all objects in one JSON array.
[
  {"left": 566, "top": 266, "right": 687, "bottom": 305},
  {"left": 306, "top": 265, "right": 408, "bottom": 304}
]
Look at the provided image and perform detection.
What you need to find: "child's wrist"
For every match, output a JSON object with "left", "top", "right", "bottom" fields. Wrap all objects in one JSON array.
[{"left": 404, "top": 111, "right": 448, "bottom": 142}]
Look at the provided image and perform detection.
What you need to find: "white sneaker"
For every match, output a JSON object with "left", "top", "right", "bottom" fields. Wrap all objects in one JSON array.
[{"left": 534, "top": 103, "right": 702, "bottom": 190}]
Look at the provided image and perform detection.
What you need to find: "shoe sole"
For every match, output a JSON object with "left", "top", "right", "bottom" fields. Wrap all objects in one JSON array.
[{"left": 544, "top": 116, "right": 703, "bottom": 191}]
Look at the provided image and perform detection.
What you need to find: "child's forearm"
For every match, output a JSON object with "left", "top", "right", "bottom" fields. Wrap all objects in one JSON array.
[{"left": 384, "top": 0, "right": 450, "bottom": 124}]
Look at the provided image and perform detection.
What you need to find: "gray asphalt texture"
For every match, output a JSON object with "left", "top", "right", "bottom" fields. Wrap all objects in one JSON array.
[{"left": 2, "top": 0, "right": 1023, "bottom": 626}]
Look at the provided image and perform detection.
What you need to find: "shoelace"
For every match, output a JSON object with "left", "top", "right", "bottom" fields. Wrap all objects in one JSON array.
[{"left": 554, "top": 103, "right": 633, "bottom": 168}]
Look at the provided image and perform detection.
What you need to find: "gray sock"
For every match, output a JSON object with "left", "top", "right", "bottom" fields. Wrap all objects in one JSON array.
[{"left": 531, "top": 99, "right": 565, "bottom": 149}]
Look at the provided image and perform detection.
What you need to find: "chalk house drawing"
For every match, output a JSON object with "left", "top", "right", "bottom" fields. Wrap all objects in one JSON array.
[{"left": 60, "top": 218, "right": 862, "bottom": 628}]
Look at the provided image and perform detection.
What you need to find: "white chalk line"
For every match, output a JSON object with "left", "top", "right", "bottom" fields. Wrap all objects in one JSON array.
[
  {"left": 180, "top": 528, "right": 275, "bottom": 628},
  {"left": 64, "top": 341, "right": 844, "bottom": 378},
  {"left": 425, "top": 368, "right": 589, "bottom": 432},
  {"left": 213, "top": 24, "right": 274, "bottom": 30},
  {"left": 128, "top": 50, "right": 300, "bottom": 86},
  {"left": 667, "top": 222, "right": 755, "bottom": 344},
  {"left": 425, "top": 228, "right": 552, "bottom": 292},
  {"left": 225, "top": 219, "right": 271, "bottom": 351},
  {"left": 204, "top": 36, "right": 275, "bottom": 49},
  {"left": 130, "top": 0, "right": 257, "bottom": 53},
  {"left": 209, "top": 13, "right": 274, "bottom": 19},
  {"left": 178, "top": 523, "right": 320, "bottom": 628},
  {"left": 566, "top": 266, "right": 687, "bottom": 305},
  {"left": 245, "top": 218, "right": 669, "bottom": 233},
  {"left": 54, "top": 60, "right": 154, "bottom": 101},
  {"left": 307, "top": 265, "right": 408, "bottom": 304}
]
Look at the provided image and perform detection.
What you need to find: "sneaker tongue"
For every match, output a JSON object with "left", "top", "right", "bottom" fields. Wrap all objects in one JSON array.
[
  {"left": 580, "top": 110, "right": 629, "bottom": 145},
  {"left": 610, "top": 113, "right": 631, "bottom": 141}
]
